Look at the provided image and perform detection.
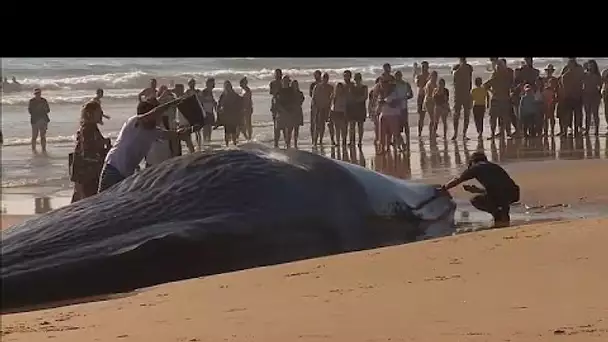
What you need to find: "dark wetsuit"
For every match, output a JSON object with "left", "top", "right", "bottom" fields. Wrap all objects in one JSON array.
[{"left": 458, "top": 161, "right": 520, "bottom": 222}]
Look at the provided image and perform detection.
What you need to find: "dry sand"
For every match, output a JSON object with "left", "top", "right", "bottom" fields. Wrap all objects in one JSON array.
[{"left": 2, "top": 158, "right": 607, "bottom": 341}]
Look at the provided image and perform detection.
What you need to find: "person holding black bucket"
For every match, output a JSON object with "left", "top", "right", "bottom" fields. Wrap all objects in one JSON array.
[{"left": 98, "top": 98, "right": 200, "bottom": 192}]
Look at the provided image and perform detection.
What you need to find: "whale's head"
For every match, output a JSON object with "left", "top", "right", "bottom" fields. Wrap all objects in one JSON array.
[{"left": 332, "top": 159, "right": 457, "bottom": 239}]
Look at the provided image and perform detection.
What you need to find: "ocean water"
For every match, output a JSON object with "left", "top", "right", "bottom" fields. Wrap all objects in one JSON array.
[{"left": 1, "top": 57, "right": 607, "bottom": 197}]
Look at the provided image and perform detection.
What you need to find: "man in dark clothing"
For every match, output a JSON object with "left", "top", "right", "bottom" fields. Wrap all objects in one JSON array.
[{"left": 441, "top": 151, "right": 520, "bottom": 227}]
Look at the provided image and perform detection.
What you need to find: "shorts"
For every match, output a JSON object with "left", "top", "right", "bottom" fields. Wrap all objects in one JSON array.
[
  {"left": 31, "top": 118, "right": 48, "bottom": 133},
  {"left": 316, "top": 107, "right": 330, "bottom": 124},
  {"left": 417, "top": 94, "right": 425, "bottom": 113},
  {"left": 224, "top": 124, "right": 237, "bottom": 135},
  {"left": 379, "top": 114, "right": 401, "bottom": 136},
  {"left": 331, "top": 110, "right": 345, "bottom": 122},
  {"left": 489, "top": 99, "right": 510, "bottom": 119},
  {"left": 454, "top": 95, "right": 471, "bottom": 113},
  {"left": 204, "top": 111, "right": 216, "bottom": 126}
]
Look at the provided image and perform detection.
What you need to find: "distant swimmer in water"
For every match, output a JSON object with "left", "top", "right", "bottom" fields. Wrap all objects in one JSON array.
[
  {"left": 138, "top": 78, "right": 158, "bottom": 102},
  {"left": 441, "top": 151, "right": 520, "bottom": 227},
  {"left": 28, "top": 88, "right": 51, "bottom": 154}
]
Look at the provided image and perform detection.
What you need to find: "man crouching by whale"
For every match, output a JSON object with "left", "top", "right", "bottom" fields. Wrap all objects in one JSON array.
[
  {"left": 98, "top": 98, "right": 197, "bottom": 193},
  {"left": 440, "top": 151, "right": 520, "bottom": 227}
]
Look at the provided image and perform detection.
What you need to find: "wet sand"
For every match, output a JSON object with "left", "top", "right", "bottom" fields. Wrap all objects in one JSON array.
[{"left": 2, "top": 144, "right": 608, "bottom": 341}]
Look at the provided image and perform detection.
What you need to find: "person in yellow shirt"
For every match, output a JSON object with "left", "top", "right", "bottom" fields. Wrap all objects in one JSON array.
[{"left": 471, "top": 77, "right": 490, "bottom": 139}]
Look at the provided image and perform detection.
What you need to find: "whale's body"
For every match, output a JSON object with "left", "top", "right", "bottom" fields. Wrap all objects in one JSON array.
[{"left": 1, "top": 144, "right": 456, "bottom": 311}]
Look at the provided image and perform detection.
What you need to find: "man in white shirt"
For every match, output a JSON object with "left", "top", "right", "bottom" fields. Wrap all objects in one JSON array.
[{"left": 98, "top": 98, "right": 193, "bottom": 192}]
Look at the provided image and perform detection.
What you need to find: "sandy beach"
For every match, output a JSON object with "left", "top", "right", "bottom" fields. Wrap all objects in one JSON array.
[{"left": 2, "top": 156, "right": 607, "bottom": 341}]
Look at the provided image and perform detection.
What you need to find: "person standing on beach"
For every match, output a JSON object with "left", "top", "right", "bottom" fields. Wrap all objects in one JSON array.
[
  {"left": 290, "top": 80, "right": 305, "bottom": 149},
  {"left": 484, "top": 59, "right": 512, "bottom": 139},
  {"left": 394, "top": 71, "right": 413, "bottom": 145},
  {"left": 70, "top": 101, "right": 111, "bottom": 203},
  {"left": 382, "top": 63, "right": 392, "bottom": 79},
  {"left": 602, "top": 67, "right": 608, "bottom": 129},
  {"left": 185, "top": 78, "right": 203, "bottom": 149},
  {"left": 331, "top": 82, "right": 348, "bottom": 146},
  {"left": 558, "top": 58, "right": 585, "bottom": 136},
  {"left": 341, "top": 70, "right": 356, "bottom": 146},
  {"left": 452, "top": 58, "right": 473, "bottom": 140},
  {"left": 350, "top": 72, "right": 369, "bottom": 147},
  {"left": 415, "top": 61, "right": 431, "bottom": 137},
  {"left": 218, "top": 80, "right": 244, "bottom": 147},
  {"left": 98, "top": 99, "right": 192, "bottom": 193},
  {"left": 542, "top": 64, "right": 558, "bottom": 136},
  {"left": 423, "top": 71, "right": 439, "bottom": 138},
  {"left": 145, "top": 85, "right": 177, "bottom": 165},
  {"left": 269, "top": 69, "right": 283, "bottom": 148},
  {"left": 138, "top": 78, "right": 158, "bottom": 102},
  {"left": 471, "top": 77, "right": 490, "bottom": 139},
  {"left": 200, "top": 78, "right": 217, "bottom": 144},
  {"left": 28, "top": 88, "right": 51, "bottom": 154},
  {"left": 309, "top": 70, "right": 322, "bottom": 144},
  {"left": 239, "top": 77, "right": 254, "bottom": 141},
  {"left": 91, "top": 88, "right": 111, "bottom": 122},
  {"left": 582, "top": 60, "right": 602, "bottom": 136},
  {"left": 441, "top": 151, "right": 520, "bottom": 227},
  {"left": 368, "top": 77, "right": 382, "bottom": 144},
  {"left": 311, "top": 73, "right": 334, "bottom": 146}
]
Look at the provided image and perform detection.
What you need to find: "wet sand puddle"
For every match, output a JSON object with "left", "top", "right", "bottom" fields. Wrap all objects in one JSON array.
[{"left": 453, "top": 200, "right": 607, "bottom": 234}]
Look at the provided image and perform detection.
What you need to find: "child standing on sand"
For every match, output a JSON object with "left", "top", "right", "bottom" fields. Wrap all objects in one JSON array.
[
  {"left": 471, "top": 77, "right": 490, "bottom": 139},
  {"left": 519, "top": 84, "right": 541, "bottom": 138}
]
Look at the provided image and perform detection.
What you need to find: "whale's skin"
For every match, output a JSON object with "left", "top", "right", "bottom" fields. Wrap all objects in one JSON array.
[{"left": 1, "top": 144, "right": 455, "bottom": 311}]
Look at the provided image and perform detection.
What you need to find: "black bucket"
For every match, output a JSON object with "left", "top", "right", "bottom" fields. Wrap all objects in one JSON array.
[{"left": 178, "top": 94, "right": 205, "bottom": 126}]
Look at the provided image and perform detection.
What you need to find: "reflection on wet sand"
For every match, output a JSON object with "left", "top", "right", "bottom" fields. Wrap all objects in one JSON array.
[
  {"left": 314, "top": 136, "right": 608, "bottom": 181},
  {"left": 34, "top": 197, "right": 53, "bottom": 214}
]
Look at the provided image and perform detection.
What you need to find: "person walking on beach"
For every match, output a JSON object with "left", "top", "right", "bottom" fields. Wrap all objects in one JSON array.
[
  {"left": 452, "top": 57, "right": 473, "bottom": 140},
  {"left": 311, "top": 72, "right": 334, "bottom": 146},
  {"left": 138, "top": 78, "right": 158, "bottom": 102},
  {"left": 441, "top": 151, "right": 520, "bottom": 227},
  {"left": 28, "top": 88, "right": 51, "bottom": 154},
  {"left": 270, "top": 69, "right": 283, "bottom": 148},
  {"left": 349, "top": 72, "right": 369, "bottom": 147},
  {"left": 70, "top": 101, "right": 111, "bottom": 202},
  {"left": 309, "top": 70, "right": 322, "bottom": 145},
  {"left": 415, "top": 61, "right": 431, "bottom": 137},
  {"left": 471, "top": 77, "right": 490, "bottom": 139},
  {"left": 239, "top": 77, "right": 253, "bottom": 141},
  {"left": 582, "top": 60, "right": 602, "bottom": 136},
  {"left": 217, "top": 80, "right": 244, "bottom": 147},
  {"left": 98, "top": 99, "right": 192, "bottom": 193},
  {"left": 200, "top": 78, "right": 217, "bottom": 144}
]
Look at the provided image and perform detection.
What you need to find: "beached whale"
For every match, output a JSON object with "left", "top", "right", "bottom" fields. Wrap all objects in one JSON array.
[{"left": 1, "top": 143, "right": 456, "bottom": 311}]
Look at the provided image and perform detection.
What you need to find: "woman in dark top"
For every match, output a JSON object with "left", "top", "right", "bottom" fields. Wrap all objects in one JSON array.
[
  {"left": 218, "top": 80, "right": 244, "bottom": 146},
  {"left": 432, "top": 78, "right": 450, "bottom": 138},
  {"left": 291, "top": 80, "right": 305, "bottom": 149},
  {"left": 71, "top": 101, "right": 111, "bottom": 203},
  {"left": 348, "top": 72, "right": 368, "bottom": 147},
  {"left": 275, "top": 76, "right": 297, "bottom": 148}
]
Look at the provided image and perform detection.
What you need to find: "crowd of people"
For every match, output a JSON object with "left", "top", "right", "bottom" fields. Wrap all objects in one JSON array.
[{"left": 15, "top": 57, "right": 608, "bottom": 203}]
